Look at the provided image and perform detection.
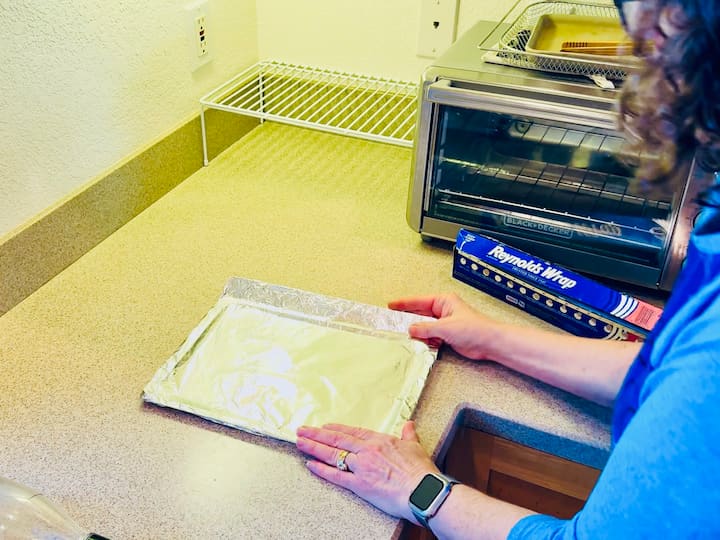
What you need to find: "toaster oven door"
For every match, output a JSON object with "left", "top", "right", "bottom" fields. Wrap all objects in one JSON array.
[{"left": 417, "top": 84, "right": 687, "bottom": 288}]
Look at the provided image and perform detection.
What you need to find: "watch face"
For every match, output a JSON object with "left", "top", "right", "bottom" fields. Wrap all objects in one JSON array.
[{"left": 409, "top": 474, "right": 444, "bottom": 511}]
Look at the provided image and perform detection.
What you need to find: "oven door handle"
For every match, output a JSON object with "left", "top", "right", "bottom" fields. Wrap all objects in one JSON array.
[{"left": 426, "top": 79, "right": 616, "bottom": 130}]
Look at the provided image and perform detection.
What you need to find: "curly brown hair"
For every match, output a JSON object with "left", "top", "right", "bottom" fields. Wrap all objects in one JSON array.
[{"left": 617, "top": 0, "right": 720, "bottom": 203}]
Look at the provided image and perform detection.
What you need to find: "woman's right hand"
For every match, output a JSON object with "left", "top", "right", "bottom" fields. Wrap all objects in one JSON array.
[
  {"left": 391, "top": 293, "right": 639, "bottom": 406},
  {"left": 388, "top": 293, "right": 504, "bottom": 361}
]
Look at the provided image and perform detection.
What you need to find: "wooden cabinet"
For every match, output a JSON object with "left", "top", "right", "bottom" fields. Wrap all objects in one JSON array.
[{"left": 400, "top": 428, "right": 601, "bottom": 540}]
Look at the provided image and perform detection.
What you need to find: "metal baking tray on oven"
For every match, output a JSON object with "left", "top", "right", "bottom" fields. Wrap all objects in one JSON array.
[
  {"left": 482, "top": 0, "right": 637, "bottom": 80},
  {"left": 525, "top": 14, "right": 632, "bottom": 67}
]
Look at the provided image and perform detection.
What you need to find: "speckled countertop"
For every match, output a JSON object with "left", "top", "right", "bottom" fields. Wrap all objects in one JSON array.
[{"left": 0, "top": 123, "right": 611, "bottom": 539}]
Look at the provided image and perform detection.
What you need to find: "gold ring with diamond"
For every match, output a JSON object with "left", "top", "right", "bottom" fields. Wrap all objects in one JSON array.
[{"left": 336, "top": 450, "right": 350, "bottom": 472}]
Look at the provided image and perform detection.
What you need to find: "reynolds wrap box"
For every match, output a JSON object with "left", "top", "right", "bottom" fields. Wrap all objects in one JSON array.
[{"left": 453, "top": 229, "right": 663, "bottom": 340}]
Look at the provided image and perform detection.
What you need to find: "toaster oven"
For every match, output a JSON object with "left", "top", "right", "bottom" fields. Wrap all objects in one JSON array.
[{"left": 407, "top": 17, "right": 710, "bottom": 291}]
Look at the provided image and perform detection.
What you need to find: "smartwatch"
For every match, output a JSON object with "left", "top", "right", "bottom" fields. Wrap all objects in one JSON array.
[{"left": 408, "top": 472, "right": 458, "bottom": 528}]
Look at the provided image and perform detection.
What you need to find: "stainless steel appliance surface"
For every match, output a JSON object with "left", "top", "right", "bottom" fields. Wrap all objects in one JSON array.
[{"left": 408, "top": 17, "right": 710, "bottom": 291}]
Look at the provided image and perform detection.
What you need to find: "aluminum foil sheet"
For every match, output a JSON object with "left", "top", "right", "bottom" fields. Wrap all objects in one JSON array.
[{"left": 143, "top": 278, "right": 437, "bottom": 443}]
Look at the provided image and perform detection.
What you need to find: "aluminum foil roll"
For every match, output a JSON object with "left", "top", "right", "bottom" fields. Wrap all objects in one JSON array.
[{"left": 143, "top": 278, "right": 437, "bottom": 443}]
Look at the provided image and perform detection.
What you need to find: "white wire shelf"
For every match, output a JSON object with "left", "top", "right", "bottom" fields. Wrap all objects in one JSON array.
[{"left": 200, "top": 61, "right": 419, "bottom": 164}]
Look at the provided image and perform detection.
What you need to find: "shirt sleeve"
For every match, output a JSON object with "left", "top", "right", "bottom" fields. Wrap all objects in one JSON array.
[{"left": 508, "top": 317, "right": 720, "bottom": 540}]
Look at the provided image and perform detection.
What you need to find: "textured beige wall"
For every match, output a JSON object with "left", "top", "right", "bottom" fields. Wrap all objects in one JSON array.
[
  {"left": 0, "top": 0, "right": 258, "bottom": 238},
  {"left": 255, "top": 0, "right": 518, "bottom": 82}
]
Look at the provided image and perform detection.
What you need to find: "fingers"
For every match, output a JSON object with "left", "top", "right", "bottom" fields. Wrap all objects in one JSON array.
[
  {"left": 390, "top": 293, "right": 467, "bottom": 319},
  {"left": 320, "top": 423, "right": 377, "bottom": 440},
  {"left": 401, "top": 420, "right": 419, "bottom": 442},
  {"left": 296, "top": 434, "right": 358, "bottom": 471},
  {"left": 305, "top": 459, "right": 361, "bottom": 492},
  {"left": 388, "top": 296, "right": 442, "bottom": 317},
  {"left": 296, "top": 425, "right": 365, "bottom": 453},
  {"left": 409, "top": 320, "right": 448, "bottom": 341}
]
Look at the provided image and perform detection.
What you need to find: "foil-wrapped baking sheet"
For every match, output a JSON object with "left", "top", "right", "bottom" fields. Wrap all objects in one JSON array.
[{"left": 143, "top": 278, "right": 437, "bottom": 443}]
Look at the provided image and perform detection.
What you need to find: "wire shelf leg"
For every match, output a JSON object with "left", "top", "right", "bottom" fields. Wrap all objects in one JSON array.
[{"left": 201, "top": 104, "right": 209, "bottom": 167}]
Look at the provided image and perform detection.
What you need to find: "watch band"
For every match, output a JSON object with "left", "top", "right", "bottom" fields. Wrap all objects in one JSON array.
[
  {"left": 408, "top": 472, "right": 459, "bottom": 529},
  {"left": 415, "top": 512, "right": 430, "bottom": 528}
]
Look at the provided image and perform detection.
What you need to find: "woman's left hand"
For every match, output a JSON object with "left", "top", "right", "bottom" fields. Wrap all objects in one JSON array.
[{"left": 296, "top": 421, "right": 439, "bottom": 523}]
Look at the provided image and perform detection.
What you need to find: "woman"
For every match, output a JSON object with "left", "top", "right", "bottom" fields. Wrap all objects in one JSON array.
[{"left": 296, "top": 1, "right": 720, "bottom": 538}]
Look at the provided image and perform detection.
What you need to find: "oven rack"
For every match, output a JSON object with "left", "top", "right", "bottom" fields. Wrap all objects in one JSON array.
[
  {"left": 437, "top": 154, "right": 671, "bottom": 217},
  {"left": 200, "top": 61, "right": 419, "bottom": 165},
  {"left": 440, "top": 111, "right": 671, "bottom": 216}
]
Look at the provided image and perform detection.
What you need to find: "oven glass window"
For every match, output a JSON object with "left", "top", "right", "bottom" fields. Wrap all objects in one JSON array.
[{"left": 428, "top": 105, "right": 677, "bottom": 268}]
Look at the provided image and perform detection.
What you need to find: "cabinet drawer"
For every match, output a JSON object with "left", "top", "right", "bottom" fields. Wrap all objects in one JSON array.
[{"left": 401, "top": 428, "right": 601, "bottom": 540}]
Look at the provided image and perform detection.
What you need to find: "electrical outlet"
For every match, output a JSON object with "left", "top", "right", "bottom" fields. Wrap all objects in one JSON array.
[
  {"left": 194, "top": 14, "right": 208, "bottom": 57},
  {"left": 417, "top": 0, "right": 459, "bottom": 58},
  {"left": 186, "top": 0, "right": 212, "bottom": 70}
]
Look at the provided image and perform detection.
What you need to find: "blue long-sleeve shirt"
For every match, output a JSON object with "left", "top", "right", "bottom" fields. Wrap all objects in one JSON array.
[{"left": 509, "top": 205, "right": 720, "bottom": 539}]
